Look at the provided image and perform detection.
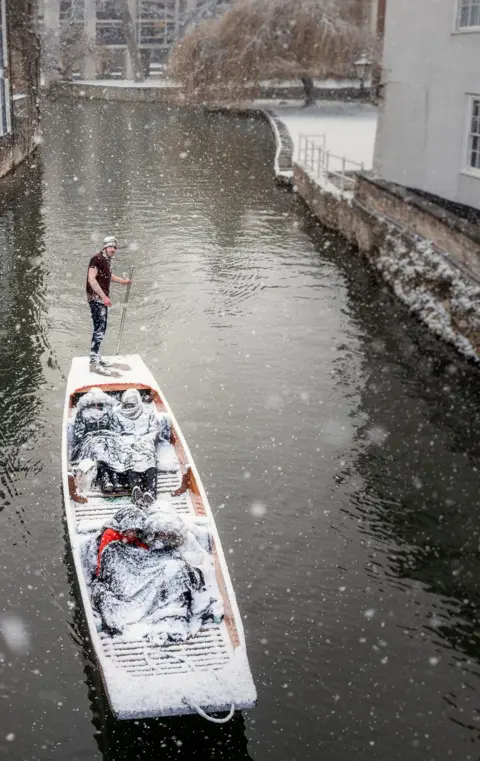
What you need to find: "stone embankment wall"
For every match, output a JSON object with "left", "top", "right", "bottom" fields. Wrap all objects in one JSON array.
[
  {"left": 0, "top": 111, "right": 39, "bottom": 178},
  {"left": 0, "top": 0, "right": 41, "bottom": 179},
  {"left": 294, "top": 166, "right": 480, "bottom": 361},
  {"left": 47, "top": 81, "right": 370, "bottom": 106},
  {"left": 48, "top": 82, "right": 182, "bottom": 103}
]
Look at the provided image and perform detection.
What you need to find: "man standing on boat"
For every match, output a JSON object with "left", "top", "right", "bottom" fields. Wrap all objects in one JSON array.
[{"left": 86, "top": 235, "right": 132, "bottom": 376}]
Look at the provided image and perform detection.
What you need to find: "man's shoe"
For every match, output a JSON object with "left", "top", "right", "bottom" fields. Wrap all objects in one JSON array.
[
  {"left": 142, "top": 491, "right": 155, "bottom": 508},
  {"left": 99, "top": 357, "right": 114, "bottom": 368},
  {"left": 89, "top": 362, "right": 113, "bottom": 376},
  {"left": 100, "top": 474, "right": 114, "bottom": 493},
  {"left": 132, "top": 486, "right": 143, "bottom": 506}
]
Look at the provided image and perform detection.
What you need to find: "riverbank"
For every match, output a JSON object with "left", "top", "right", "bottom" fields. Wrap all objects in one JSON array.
[{"left": 45, "top": 76, "right": 369, "bottom": 105}]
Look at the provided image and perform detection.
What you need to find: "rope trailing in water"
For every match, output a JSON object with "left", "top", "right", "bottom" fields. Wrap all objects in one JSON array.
[{"left": 143, "top": 638, "right": 235, "bottom": 724}]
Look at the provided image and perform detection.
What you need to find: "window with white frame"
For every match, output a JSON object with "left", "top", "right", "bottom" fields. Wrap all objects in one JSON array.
[
  {"left": 0, "top": 0, "right": 11, "bottom": 138},
  {"left": 458, "top": 0, "right": 480, "bottom": 28},
  {"left": 468, "top": 98, "right": 480, "bottom": 172},
  {"left": 96, "top": 0, "right": 125, "bottom": 46}
]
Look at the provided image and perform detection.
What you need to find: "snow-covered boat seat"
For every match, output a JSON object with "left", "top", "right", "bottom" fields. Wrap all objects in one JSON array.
[
  {"left": 67, "top": 408, "right": 180, "bottom": 480},
  {"left": 78, "top": 518, "right": 215, "bottom": 588}
]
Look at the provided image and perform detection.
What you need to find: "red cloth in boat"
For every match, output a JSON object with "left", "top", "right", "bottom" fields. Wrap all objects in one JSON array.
[{"left": 96, "top": 528, "right": 148, "bottom": 576}]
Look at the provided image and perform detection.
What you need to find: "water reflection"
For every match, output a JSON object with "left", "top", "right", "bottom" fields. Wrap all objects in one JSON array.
[
  {"left": 301, "top": 215, "right": 480, "bottom": 747},
  {"left": 93, "top": 708, "right": 252, "bottom": 761},
  {"left": 0, "top": 160, "right": 48, "bottom": 512}
]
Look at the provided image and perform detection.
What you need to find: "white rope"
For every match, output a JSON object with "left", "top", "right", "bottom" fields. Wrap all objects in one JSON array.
[
  {"left": 183, "top": 697, "right": 235, "bottom": 724},
  {"left": 143, "top": 638, "right": 236, "bottom": 724}
]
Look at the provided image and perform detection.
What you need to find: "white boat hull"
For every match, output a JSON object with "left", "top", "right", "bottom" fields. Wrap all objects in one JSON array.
[{"left": 62, "top": 355, "right": 256, "bottom": 720}]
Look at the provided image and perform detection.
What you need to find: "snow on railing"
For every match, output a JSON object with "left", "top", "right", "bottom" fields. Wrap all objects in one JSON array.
[
  {"left": 298, "top": 134, "right": 364, "bottom": 195},
  {"left": 298, "top": 133, "right": 326, "bottom": 173}
]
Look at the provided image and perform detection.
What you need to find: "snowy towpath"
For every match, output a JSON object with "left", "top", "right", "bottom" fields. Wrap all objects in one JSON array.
[{"left": 272, "top": 100, "right": 378, "bottom": 170}]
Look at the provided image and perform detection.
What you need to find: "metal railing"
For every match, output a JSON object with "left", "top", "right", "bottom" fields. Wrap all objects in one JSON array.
[
  {"left": 298, "top": 133, "right": 326, "bottom": 172},
  {"left": 298, "top": 134, "right": 365, "bottom": 194}
]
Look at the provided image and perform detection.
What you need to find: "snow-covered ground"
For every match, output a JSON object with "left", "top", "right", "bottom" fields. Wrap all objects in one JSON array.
[
  {"left": 273, "top": 101, "right": 378, "bottom": 171},
  {"left": 74, "top": 79, "right": 180, "bottom": 89}
]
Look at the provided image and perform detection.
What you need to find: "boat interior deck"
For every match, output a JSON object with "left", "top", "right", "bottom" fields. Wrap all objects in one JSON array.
[{"left": 66, "top": 384, "right": 238, "bottom": 680}]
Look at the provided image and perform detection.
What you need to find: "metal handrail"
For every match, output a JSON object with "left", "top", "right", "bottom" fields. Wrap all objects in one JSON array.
[{"left": 297, "top": 134, "right": 364, "bottom": 193}]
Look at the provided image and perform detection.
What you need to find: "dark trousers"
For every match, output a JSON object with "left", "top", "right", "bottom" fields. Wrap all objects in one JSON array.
[
  {"left": 129, "top": 467, "right": 157, "bottom": 497},
  {"left": 89, "top": 300, "right": 108, "bottom": 364}
]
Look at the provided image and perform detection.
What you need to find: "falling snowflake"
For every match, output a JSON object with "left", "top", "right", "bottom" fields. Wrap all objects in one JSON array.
[
  {"left": 0, "top": 615, "right": 31, "bottom": 654},
  {"left": 250, "top": 502, "right": 267, "bottom": 518}
]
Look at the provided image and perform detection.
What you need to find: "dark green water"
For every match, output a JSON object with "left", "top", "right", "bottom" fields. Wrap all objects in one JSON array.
[{"left": 0, "top": 98, "right": 480, "bottom": 760}]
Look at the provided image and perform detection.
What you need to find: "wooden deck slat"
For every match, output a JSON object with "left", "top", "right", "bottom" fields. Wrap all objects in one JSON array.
[{"left": 100, "top": 622, "right": 232, "bottom": 677}]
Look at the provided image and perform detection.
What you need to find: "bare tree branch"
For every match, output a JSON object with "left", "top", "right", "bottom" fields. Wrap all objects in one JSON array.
[{"left": 170, "top": 0, "right": 375, "bottom": 104}]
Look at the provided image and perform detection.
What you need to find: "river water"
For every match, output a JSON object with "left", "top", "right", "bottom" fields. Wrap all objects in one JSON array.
[{"left": 0, "top": 98, "right": 480, "bottom": 760}]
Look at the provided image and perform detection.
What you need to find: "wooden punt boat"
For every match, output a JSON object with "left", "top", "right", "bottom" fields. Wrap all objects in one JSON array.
[{"left": 62, "top": 355, "right": 257, "bottom": 721}]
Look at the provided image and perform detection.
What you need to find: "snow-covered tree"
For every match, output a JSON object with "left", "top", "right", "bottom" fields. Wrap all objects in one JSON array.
[
  {"left": 171, "top": 0, "right": 374, "bottom": 105},
  {"left": 180, "top": 0, "right": 232, "bottom": 36}
]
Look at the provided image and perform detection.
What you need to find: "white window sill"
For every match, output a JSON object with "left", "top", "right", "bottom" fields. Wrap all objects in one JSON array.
[
  {"left": 452, "top": 26, "right": 480, "bottom": 34},
  {"left": 460, "top": 168, "right": 480, "bottom": 180}
]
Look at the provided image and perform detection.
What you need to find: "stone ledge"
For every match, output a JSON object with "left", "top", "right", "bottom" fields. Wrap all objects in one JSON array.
[
  {"left": 357, "top": 174, "right": 480, "bottom": 247},
  {"left": 356, "top": 174, "right": 480, "bottom": 281},
  {"left": 47, "top": 81, "right": 182, "bottom": 103},
  {"left": 294, "top": 163, "right": 480, "bottom": 363}
]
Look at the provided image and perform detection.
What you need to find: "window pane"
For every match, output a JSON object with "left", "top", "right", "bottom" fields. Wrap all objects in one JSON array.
[
  {"left": 139, "top": 1, "right": 165, "bottom": 20},
  {"left": 140, "top": 21, "right": 166, "bottom": 44},
  {"left": 60, "top": 0, "right": 84, "bottom": 21},
  {"left": 96, "top": 22, "right": 126, "bottom": 44},
  {"left": 96, "top": 1, "right": 122, "bottom": 21},
  {"left": 472, "top": 101, "right": 480, "bottom": 137},
  {"left": 165, "top": 21, "right": 175, "bottom": 44},
  {"left": 459, "top": 0, "right": 480, "bottom": 26},
  {"left": 470, "top": 135, "right": 480, "bottom": 168}
]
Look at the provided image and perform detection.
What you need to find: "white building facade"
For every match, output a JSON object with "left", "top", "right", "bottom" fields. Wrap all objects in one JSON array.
[{"left": 374, "top": 0, "right": 480, "bottom": 211}]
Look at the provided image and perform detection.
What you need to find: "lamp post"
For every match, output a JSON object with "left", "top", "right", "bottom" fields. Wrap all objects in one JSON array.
[{"left": 354, "top": 52, "right": 372, "bottom": 94}]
